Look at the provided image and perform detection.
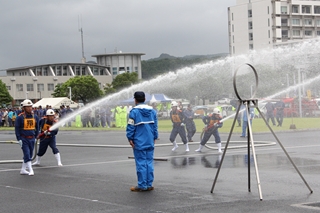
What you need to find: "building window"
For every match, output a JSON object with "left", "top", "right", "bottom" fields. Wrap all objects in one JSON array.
[
  {"left": 93, "top": 67, "right": 99, "bottom": 75},
  {"left": 282, "top": 30, "right": 288, "bottom": 38},
  {"left": 134, "top": 67, "right": 138, "bottom": 72},
  {"left": 43, "top": 67, "right": 48, "bottom": 76},
  {"left": 37, "top": 84, "right": 44, "bottom": 92},
  {"left": 268, "top": 30, "right": 270, "bottom": 38},
  {"left": 233, "top": 35, "right": 234, "bottom": 43},
  {"left": 248, "top": 21, "right": 253, "bottom": 29},
  {"left": 232, "top": 13, "right": 233, "bottom": 21},
  {"left": 56, "top": 66, "right": 61, "bottom": 76},
  {"left": 316, "top": 20, "right": 320, "bottom": 26},
  {"left": 302, "top": 5, "right": 311, "bottom": 14},
  {"left": 100, "top": 69, "right": 105, "bottom": 75},
  {"left": 268, "top": 19, "right": 270, "bottom": 27},
  {"left": 267, "top": 6, "right": 269, "bottom": 14},
  {"left": 232, "top": 24, "right": 234, "bottom": 32},
  {"left": 292, "top": 19, "right": 300, "bottom": 26},
  {"left": 281, "top": 6, "right": 287, "bottom": 14},
  {"left": 249, "top": 33, "right": 253, "bottom": 41},
  {"left": 292, "top": 5, "right": 299, "bottom": 13},
  {"left": 304, "top": 19, "right": 312, "bottom": 26},
  {"left": 36, "top": 68, "right": 42, "bottom": 76},
  {"left": 62, "top": 66, "right": 67, "bottom": 76},
  {"left": 48, "top": 83, "right": 54, "bottom": 91},
  {"left": 112, "top": 67, "right": 117, "bottom": 75},
  {"left": 6, "top": 86, "right": 11, "bottom": 90},
  {"left": 16, "top": 84, "right": 23, "bottom": 91},
  {"left": 27, "top": 84, "right": 34, "bottom": 91},
  {"left": 81, "top": 67, "right": 86, "bottom": 75},
  {"left": 281, "top": 19, "right": 288, "bottom": 26},
  {"left": 315, "top": 6, "right": 320, "bottom": 14},
  {"left": 249, "top": 44, "right": 253, "bottom": 50},
  {"left": 292, "top": 30, "right": 300, "bottom": 36},
  {"left": 248, "top": 9, "right": 252, "bottom": 18},
  {"left": 317, "top": 31, "right": 320, "bottom": 36},
  {"left": 305, "top": 30, "right": 312, "bottom": 36}
]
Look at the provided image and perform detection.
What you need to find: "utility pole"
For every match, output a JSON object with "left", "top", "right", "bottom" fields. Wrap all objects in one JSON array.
[{"left": 79, "top": 15, "right": 86, "bottom": 63}]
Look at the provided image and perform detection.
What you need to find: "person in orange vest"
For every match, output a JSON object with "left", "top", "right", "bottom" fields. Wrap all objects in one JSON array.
[
  {"left": 170, "top": 101, "right": 189, "bottom": 152},
  {"left": 195, "top": 108, "right": 223, "bottom": 153},
  {"left": 32, "top": 109, "right": 62, "bottom": 166},
  {"left": 15, "top": 99, "right": 40, "bottom": 176}
]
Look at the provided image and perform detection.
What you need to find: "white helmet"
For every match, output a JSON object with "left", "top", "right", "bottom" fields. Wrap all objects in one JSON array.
[
  {"left": 46, "top": 109, "right": 55, "bottom": 116},
  {"left": 21, "top": 99, "right": 33, "bottom": 107},
  {"left": 213, "top": 108, "right": 221, "bottom": 115},
  {"left": 171, "top": 101, "right": 178, "bottom": 107}
]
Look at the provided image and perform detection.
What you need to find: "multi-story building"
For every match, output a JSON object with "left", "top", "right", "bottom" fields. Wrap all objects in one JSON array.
[
  {"left": 92, "top": 52, "right": 145, "bottom": 79},
  {"left": 0, "top": 52, "right": 145, "bottom": 105},
  {"left": 228, "top": 0, "right": 320, "bottom": 55}
]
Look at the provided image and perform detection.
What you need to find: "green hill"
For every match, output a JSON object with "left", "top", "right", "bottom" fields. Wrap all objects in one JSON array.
[{"left": 141, "top": 53, "right": 228, "bottom": 79}]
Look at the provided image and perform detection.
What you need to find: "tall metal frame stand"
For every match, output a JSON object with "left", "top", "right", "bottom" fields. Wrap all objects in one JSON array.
[{"left": 210, "top": 64, "right": 313, "bottom": 200}]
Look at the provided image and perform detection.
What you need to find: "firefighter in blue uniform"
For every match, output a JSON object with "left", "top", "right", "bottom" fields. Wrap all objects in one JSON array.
[
  {"left": 32, "top": 109, "right": 62, "bottom": 166},
  {"left": 170, "top": 101, "right": 189, "bottom": 152},
  {"left": 195, "top": 108, "right": 223, "bottom": 153},
  {"left": 15, "top": 99, "right": 39, "bottom": 176},
  {"left": 126, "top": 91, "right": 158, "bottom": 192}
]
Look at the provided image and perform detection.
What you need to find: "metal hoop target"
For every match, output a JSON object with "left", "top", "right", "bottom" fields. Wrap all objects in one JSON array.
[{"left": 233, "top": 63, "right": 259, "bottom": 100}]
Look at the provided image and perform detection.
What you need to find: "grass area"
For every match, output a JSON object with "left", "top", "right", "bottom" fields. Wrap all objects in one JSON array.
[{"left": 1, "top": 117, "right": 319, "bottom": 133}]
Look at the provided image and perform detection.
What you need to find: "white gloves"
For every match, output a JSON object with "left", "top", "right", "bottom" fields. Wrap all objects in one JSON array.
[
  {"left": 18, "top": 140, "right": 22, "bottom": 147},
  {"left": 214, "top": 123, "right": 219, "bottom": 127},
  {"left": 180, "top": 123, "right": 185, "bottom": 127},
  {"left": 44, "top": 130, "right": 51, "bottom": 135}
]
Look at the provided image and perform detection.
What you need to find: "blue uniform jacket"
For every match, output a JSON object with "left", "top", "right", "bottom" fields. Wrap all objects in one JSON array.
[
  {"left": 126, "top": 103, "right": 158, "bottom": 150},
  {"left": 15, "top": 113, "right": 39, "bottom": 141}
]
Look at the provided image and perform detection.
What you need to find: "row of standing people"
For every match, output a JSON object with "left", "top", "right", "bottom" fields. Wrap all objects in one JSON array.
[{"left": 0, "top": 108, "right": 21, "bottom": 127}]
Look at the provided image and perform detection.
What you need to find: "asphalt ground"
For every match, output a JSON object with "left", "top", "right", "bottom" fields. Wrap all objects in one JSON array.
[{"left": 0, "top": 129, "right": 319, "bottom": 213}]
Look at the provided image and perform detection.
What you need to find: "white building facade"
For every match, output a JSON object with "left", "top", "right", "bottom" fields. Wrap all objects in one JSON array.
[
  {"left": 228, "top": 0, "right": 320, "bottom": 55},
  {"left": 92, "top": 52, "right": 145, "bottom": 79},
  {"left": 1, "top": 52, "right": 145, "bottom": 105}
]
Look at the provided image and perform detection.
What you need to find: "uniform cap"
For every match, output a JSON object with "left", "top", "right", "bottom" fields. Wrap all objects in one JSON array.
[
  {"left": 21, "top": 99, "right": 33, "bottom": 107},
  {"left": 46, "top": 109, "right": 55, "bottom": 116}
]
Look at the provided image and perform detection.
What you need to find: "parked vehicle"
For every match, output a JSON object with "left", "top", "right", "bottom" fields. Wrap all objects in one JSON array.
[
  {"left": 283, "top": 97, "right": 319, "bottom": 117},
  {"left": 193, "top": 106, "right": 208, "bottom": 118},
  {"left": 217, "top": 98, "right": 231, "bottom": 104}
]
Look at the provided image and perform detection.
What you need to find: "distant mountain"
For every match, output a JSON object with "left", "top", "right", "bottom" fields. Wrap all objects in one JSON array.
[{"left": 141, "top": 53, "right": 228, "bottom": 79}]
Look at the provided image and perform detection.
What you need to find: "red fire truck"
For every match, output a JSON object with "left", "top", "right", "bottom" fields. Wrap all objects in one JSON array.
[{"left": 282, "top": 97, "right": 319, "bottom": 117}]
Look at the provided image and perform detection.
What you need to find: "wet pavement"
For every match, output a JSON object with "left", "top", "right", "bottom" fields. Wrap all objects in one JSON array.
[{"left": 0, "top": 130, "right": 319, "bottom": 213}]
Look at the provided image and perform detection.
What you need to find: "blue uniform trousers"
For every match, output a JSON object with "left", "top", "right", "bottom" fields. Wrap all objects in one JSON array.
[
  {"left": 133, "top": 148, "right": 154, "bottom": 189},
  {"left": 21, "top": 138, "right": 35, "bottom": 163},
  {"left": 200, "top": 128, "right": 221, "bottom": 146},
  {"left": 241, "top": 119, "right": 252, "bottom": 137},
  {"left": 38, "top": 137, "right": 59, "bottom": 156},
  {"left": 170, "top": 125, "right": 187, "bottom": 144}
]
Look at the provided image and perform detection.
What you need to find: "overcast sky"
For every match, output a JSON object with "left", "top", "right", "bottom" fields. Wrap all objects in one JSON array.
[{"left": 0, "top": 0, "right": 236, "bottom": 70}]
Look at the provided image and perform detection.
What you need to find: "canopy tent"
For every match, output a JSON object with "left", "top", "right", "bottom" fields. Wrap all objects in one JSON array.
[
  {"left": 150, "top": 94, "right": 172, "bottom": 103},
  {"left": 120, "top": 93, "right": 172, "bottom": 105},
  {"left": 120, "top": 93, "right": 152, "bottom": 105},
  {"left": 33, "top": 97, "right": 79, "bottom": 109}
]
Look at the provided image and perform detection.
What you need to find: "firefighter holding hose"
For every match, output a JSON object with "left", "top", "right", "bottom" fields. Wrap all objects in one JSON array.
[
  {"left": 195, "top": 108, "right": 223, "bottom": 153},
  {"left": 32, "top": 109, "right": 63, "bottom": 166},
  {"left": 15, "top": 99, "right": 39, "bottom": 176}
]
